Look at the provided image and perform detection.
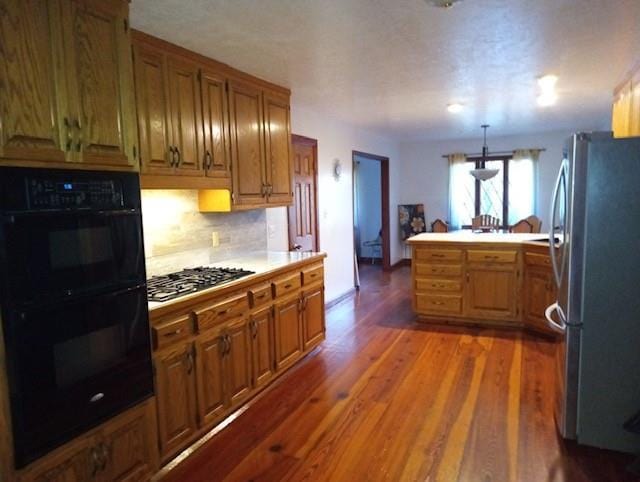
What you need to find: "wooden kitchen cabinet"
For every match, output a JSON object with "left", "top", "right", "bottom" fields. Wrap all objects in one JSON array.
[
  {"left": 166, "top": 55, "right": 204, "bottom": 175},
  {"left": 612, "top": 66, "right": 640, "bottom": 138},
  {"left": 224, "top": 317, "right": 253, "bottom": 407},
  {"left": 201, "top": 69, "right": 231, "bottom": 180},
  {"left": 524, "top": 268, "right": 555, "bottom": 333},
  {"left": 0, "top": 0, "right": 68, "bottom": 165},
  {"left": 250, "top": 306, "right": 276, "bottom": 389},
  {"left": 18, "top": 400, "right": 158, "bottom": 482},
  {"left": 61, "top": 0, "right": 137, "bottom": 168},
  {"left": 465, "top": 265, "right": 519, "bottom": 322},
  {"left": 228, "top": 78, "right": 267, "bottom": 206},
  {"left": 302, "top": 286, "right": 325, "bottom": 351},
  {"left": 154, "top": 342, "right": 198, "bottom": 458},
  {"left": 0, "top": 0, "right": 136, "bottom": 170},
  {"left": 273, "top": 294, "right": 303, "bottom": 371},
  {"left": 194, "top": 325, "right": 226, "bottom": 429},
  {"left": 263, "top": 90, "right": 293, "bottom": 205}
]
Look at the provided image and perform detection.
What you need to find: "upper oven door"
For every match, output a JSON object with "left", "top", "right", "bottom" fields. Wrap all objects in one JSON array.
[{"left": 1, "top": 209, "right": 145, "bottom": 306}]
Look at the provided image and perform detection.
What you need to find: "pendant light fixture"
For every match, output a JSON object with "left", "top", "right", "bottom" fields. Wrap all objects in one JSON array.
[{"left": 470, "top": 124, "right": 499, "bottom": 182}]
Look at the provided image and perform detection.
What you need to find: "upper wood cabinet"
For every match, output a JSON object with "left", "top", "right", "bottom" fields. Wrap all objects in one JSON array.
[
  {"left": 228, "top": 78, "right": 268, "bottom": 206},
  {"left": 0, "top": 0, "right": 137, "bottom": 170},
  {"left": 612, "top": 66, "right": 640, "bottom": 138},
  {"left": 263, "top": 91, "right": 293, "bottom": 205},
  {"left": 132, "top": 32, "right": 293, "bottom": 207},
  {"left": 201, "top": 69, "right": 231, "bottom": 180}
]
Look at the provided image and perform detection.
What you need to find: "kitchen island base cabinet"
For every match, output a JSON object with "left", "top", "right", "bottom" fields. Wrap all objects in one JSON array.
[
  {"left": 18, "top": 399, "right": 158, "bottom": 482},
  {"left": 465, "top": 266, "right": 519, "bottom": 322}
]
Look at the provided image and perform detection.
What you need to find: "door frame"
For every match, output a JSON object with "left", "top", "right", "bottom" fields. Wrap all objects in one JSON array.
[
  {"left": 352, "top": 150, "right": 391, "bottom": 271},
  {"left": 288, "top": 134, "right": 320, "bottom": 251}
]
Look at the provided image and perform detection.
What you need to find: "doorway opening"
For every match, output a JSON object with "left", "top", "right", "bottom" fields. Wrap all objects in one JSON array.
[
  {"left": 288, "top": 134, "right": 320, "bottom": 252},
  {"left": 352, "top": 150, "right": 390, "bottom": 273}
]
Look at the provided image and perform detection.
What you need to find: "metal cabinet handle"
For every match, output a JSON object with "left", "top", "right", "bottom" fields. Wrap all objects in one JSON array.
[
  {"left": 432, "top": 301, "right": 444, "bottom": 306},
  {"left": 205, "top": 150, "right": 212, "bottom": 169},
  {"left": 169, "top": 146, "right": 175, "bottom": 166},
  {"left": 175, "top": 147, "right": 181, "bottom": 166},
  {"left": 163, "top": 328, "right": 183, "bottom": 338},
  {"left": 186, "top": 350, "right": 194, "bottom": 374},
  {"left": 74, "top": 118, "right": 82, "bottom": 152},
  {"left": 250, "top": 320, "right": 257, "bottom": 338},
  {"left": 63, "top": 117, "right": 73, "bottom": 151},
  {"left": 261, "top": 183, "right": 267, "bottom": 196},
  {"left": 284, "top": 284, "right": 292, "bottom": 289},
  {"left": 100, "top": 443, "right": 109, "bottom": 472},
  {"left": 268, "top": 184, "right": 273, "bottom": 195},
  {"left": 484, "top": 255, "right": 499, "bottom": 260},
  {"left": 218, "top": 308, "right": 230, "bottom": 316},
  {"left": 466, "top": 272, "right": 470, "bottom": 283},
  {"left": 91, "top": 447, "right": 101, "bottom": 476}
]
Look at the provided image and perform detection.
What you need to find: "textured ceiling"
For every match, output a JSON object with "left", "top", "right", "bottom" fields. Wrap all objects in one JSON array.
[{"left": 130, "top": 0, "right": 640, "bottom": 141}]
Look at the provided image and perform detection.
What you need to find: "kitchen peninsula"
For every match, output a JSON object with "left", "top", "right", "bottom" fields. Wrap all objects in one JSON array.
[{"left": 407, "top": 232, "right": 558, "bottom": 334}]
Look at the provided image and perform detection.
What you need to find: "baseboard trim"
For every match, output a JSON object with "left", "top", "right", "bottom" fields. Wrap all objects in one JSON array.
[
  {"left": 325, "top": 288, "right": 357, "bottom": 310},
  {"left": 391, "top": 258, "right": 411, "bottom": 270}
]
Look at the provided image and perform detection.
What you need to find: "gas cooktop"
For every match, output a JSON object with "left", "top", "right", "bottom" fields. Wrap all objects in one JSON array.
[{"left": 147, "top": 266, "right": 255, "bottom": 302}]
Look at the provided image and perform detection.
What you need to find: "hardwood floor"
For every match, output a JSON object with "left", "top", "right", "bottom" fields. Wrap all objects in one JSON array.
[{"left": 161, "top": 265, "right": 636, "bottom": 482}]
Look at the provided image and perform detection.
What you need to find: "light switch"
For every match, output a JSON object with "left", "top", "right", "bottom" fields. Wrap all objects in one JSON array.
[{"left": 211, "top": 231, "right": 219, "bottom": 248}]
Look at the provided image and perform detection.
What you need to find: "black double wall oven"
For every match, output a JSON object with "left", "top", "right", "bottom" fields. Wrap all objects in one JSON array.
[{"left": 0, "top": 167, "right": 153, "bottom": 468}]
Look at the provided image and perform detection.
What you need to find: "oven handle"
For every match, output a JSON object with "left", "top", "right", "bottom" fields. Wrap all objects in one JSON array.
[{"left": 1, "top": 208, "right": 140, "bottom": 218}]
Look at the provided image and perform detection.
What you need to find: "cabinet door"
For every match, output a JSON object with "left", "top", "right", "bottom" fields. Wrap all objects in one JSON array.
[
  {"left": 273, "top": 295, "right": 303, "bottom": 371},
  {"left": 166, "top": 55, "right": 203, "bottom": 175},
  {"left": 302, "top": 286, "right": 325, "bottom": 351},
  {"left": 61, "top": 0, "right": 137, "bottom": 168},
  {"left": 134, "top": 44, "right": 172, "bottom": 174},
  {"left": 225, "top": 317, "right": 253, "bottom": 408},
  {"left": 201, "top": 69, "right": 230, "bottom": 179},
  {"left": 154, "top": 342, "right": 198, "bottom": 458},
  {"left": 21, "top": 436, "right": 96, "bottom": 482},
  {"left": 524, "top": 268, "right": 557, "bottom": 334},
  {"left": 194, "top": 325, "right": 226, "bottom": 429},
  {"left": 263, "top": 91, "right": 292, "bottom": 205},
  {"left": 0, "top": 0, "right": 68, "bottom": 164},
  {"left": 250, "top": 306, "right": 275, "bottom": 389},
  {"left": 100, "top": 401, "right": 157, "bottom": 482},
  {"left": 228, "top": 79, "right": 266, "bottom": 206},
  {"left": 465, "top": 266, "right": 519, "bottom": 321}
]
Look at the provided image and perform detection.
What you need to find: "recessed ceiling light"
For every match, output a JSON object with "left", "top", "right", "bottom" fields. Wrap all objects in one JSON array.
[
  {"left": 538, "top": 74, "right": 558, "bottom": 90},
  {"left": 425, "top": 0, "right": 464, "bottom": 8},
  {"left": 447, "top": 103, "right": 464, "bottom": 114},
  {"left": 537, "top": 93, "right": 558, "bottom": 107}
]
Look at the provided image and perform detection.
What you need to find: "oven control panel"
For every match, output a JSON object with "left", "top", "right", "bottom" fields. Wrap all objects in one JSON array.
[{"left": 27, "top": 178, "right": 124, "bottom": 209}]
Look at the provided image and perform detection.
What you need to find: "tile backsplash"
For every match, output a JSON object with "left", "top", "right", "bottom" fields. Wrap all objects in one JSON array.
[{"left": 141, "top": 190, "right": 267, "bottom": 277}]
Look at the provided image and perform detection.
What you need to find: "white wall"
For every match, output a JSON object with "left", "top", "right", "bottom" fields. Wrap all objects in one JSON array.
[
  {"left": 267, "top": 105, "right": 400, "bottom": 303},
  {"left": 397, "top": 130, "right": 577, "bottom": 257},
  {"left": 354, "top": 156, "right": 382, "bottom": 258}
]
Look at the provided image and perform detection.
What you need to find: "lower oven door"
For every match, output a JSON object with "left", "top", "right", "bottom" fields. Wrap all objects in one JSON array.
[{"left": 3, "top": 284, "right": 153, "bottom": 468}]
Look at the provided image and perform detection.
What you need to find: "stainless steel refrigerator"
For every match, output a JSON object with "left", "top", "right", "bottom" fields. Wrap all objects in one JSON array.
[{"left": 546, "top": 131, "right": 640, "bottom": 453}]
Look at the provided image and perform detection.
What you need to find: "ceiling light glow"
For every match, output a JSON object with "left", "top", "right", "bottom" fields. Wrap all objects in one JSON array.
[
  {"left": 537, "top": 74, "right": 558, "bottom": 107},
  {"left": 537, "top": 93, "right": 558, "bottom": 107},
  {"left": 538, "top": 75, "right": 558, "bottom": 90},
  {"left": 447, "top": 103, "right": 463, "bottom": 114}
]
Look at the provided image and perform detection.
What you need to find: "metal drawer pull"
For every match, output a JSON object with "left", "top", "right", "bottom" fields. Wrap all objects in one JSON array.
[
  {"left": 484, "top": 255, "right": 499, "bottom": 259},
  {"left": 163, "top": 329, "right": 183, "bottom": 337},
  {"left": 284, "top": 283, "right": 292, "bottom": 289},
  {"left": 256, "top": 293, "right": 266, "bottom": 299},
  {"left": 431, "top": 254, "right": 445, "bottom": 258},
  {"left": 218, "top": 308, "right": 230, "bottom": 316},
  {"left": 432, "top": 301, "right": 444, "bottom": 305}
]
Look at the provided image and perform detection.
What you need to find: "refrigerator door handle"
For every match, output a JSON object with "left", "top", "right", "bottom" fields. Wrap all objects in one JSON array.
[
  {"left": 549, "top": 159, "right": 566, "bottom": 287},
  {"left": 545, "top": 302, "right": 566, "bottom": 333}
]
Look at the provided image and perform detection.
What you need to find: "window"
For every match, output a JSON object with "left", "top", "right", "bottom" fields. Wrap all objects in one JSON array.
[{"left": 449, "top": 154, "right": 535, "bottom": 229}]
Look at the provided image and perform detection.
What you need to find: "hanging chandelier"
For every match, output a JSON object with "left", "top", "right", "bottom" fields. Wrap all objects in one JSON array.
[{"left": 470, "top": 124, "right": 499, "bottom": 181}]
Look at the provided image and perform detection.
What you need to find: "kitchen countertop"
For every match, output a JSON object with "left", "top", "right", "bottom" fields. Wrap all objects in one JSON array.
[
  {"left": 148, "top": 251, "right": 326, "bottom": 312},
  {"left": 406, "top": 231, "right": 557, "bottom": 246}
]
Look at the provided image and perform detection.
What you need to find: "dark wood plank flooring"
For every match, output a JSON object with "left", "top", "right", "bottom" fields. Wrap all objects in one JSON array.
[{"left": 162, "top": 265, "right": 636, "bottom": 482}]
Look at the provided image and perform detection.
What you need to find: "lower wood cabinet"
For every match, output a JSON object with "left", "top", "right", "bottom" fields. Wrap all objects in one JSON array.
[
  {"left": 19, "top": 400, "right": 157, "bottom": 482},
  {"left": 224, "top": 317, "right": 253, "bottom": 408},
  {"left": 465, "top": 265, "right": 519, "bottom": 322},
  {"left": 302, "top": 286, "right": 325, "bottom": 351},
  {"left": 154, "top": 342, "right": 198, "bottom": 458},
  {"left": 250, "top": 306, "right": 275, "bottom": 389},
  {"left": 523, "top": 258, "right": 558, "bottom": 335},
  {"left": 194, "top": 325, "right": 226, "bottom": 428},
  {"left": 273, "top": 294, "right": 304, "bottom": 371}
]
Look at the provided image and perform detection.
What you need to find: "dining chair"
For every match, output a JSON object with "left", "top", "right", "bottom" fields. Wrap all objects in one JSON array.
[
  {"left": 525, "top": 215, "right": 543, "bottom": 233},
  {"left": 509, "top": 219, "right": 534, "bottom": 233}
]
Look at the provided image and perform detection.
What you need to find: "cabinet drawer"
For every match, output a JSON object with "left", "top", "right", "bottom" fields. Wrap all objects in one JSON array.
[
  {"left": 416, "top": 294, "right": 462, "bottom": 315},
  {"left": 301, "top": 264, "right": 324, "bottom": 285},
  {"left": 416, "top": 278, "right": 462, "bottom": 293},
  {"left": 467, "top": 250, "right": 517, "bottom": 264},
  {"left": 525, "top": 252, "right": 551, "bottom": 268},
  {"left": 415, "top": 263, "right": 462, "bottom": 277},
  {"left": 249, "top": 283, "right": 272, "bottom": 308},
  {"left": 272, "top": 272, "right": 302, "bottom": 298},
  {"left": 415, "top": 248, "right": 462, "bottom": 262},
  {"left": 153, "top": 316, "right": 192, "bottom": 350},
  {"left": 194, "top": 293, "right": 249, "bottom": 331}
]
